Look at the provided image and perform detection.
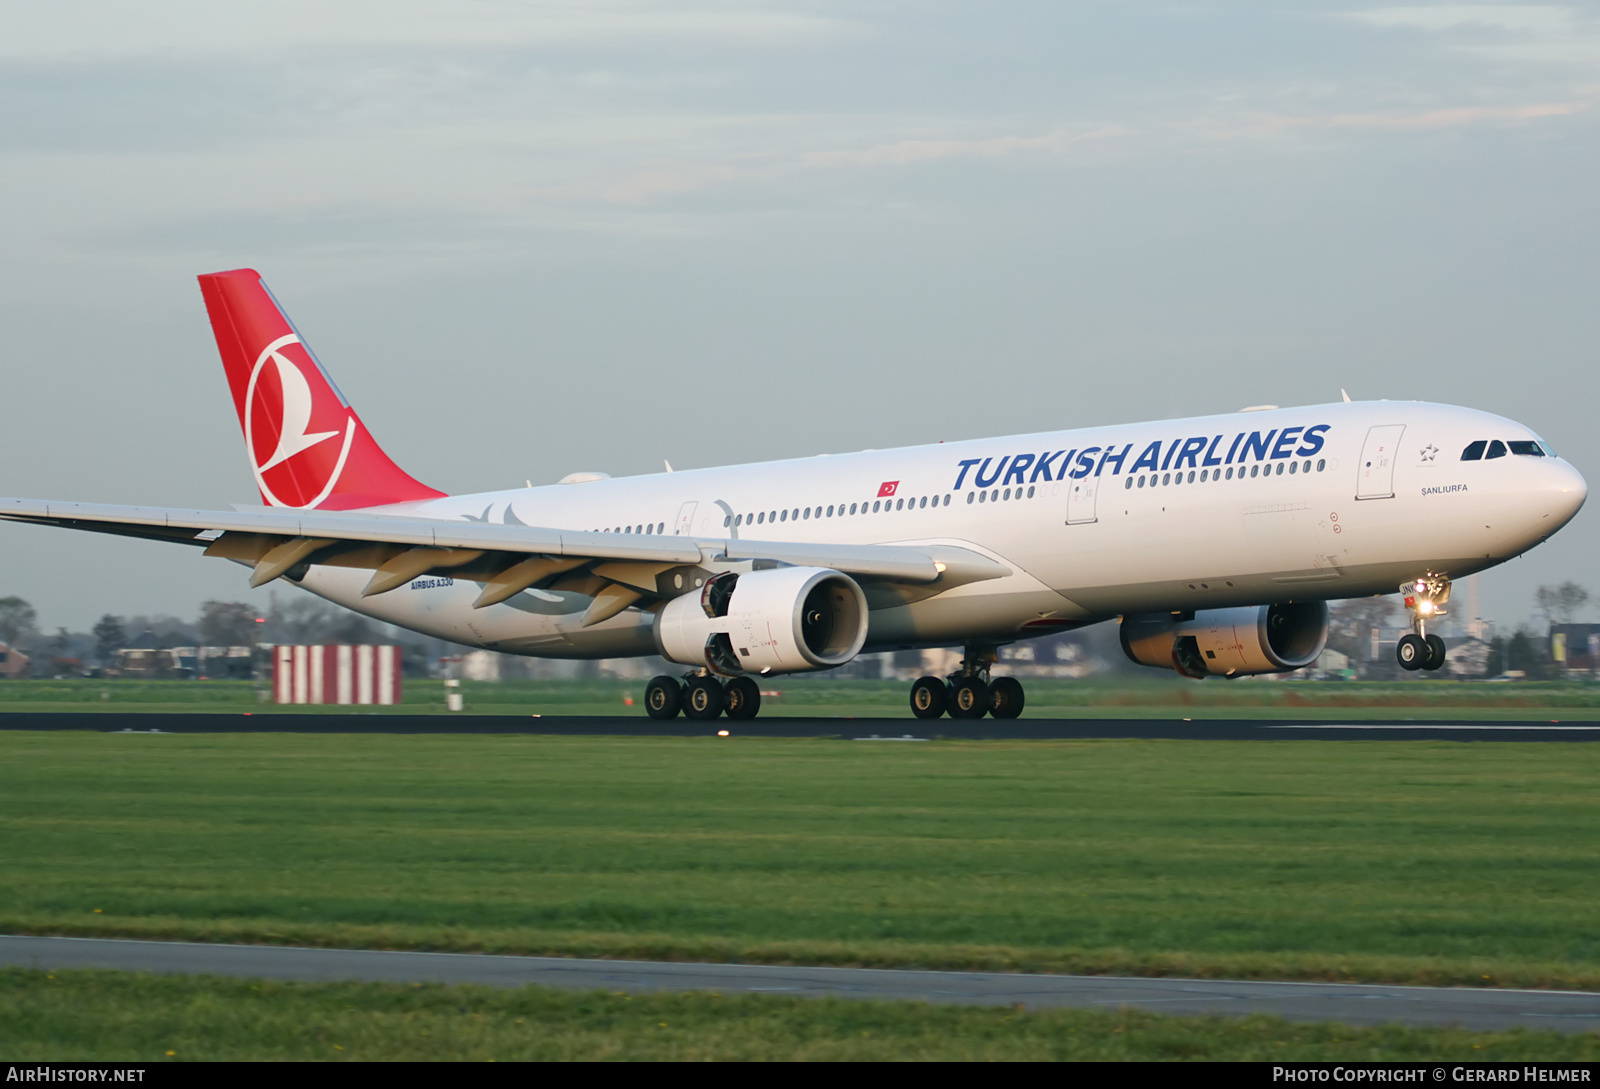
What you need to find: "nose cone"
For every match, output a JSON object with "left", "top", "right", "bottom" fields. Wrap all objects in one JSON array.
[{"left": 1545, "top": 459, "right": 1587, "bottom": 532}]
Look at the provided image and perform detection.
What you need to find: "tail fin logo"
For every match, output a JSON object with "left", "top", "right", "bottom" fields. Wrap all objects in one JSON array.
[{"left": 245, "top": 334, "right": 357, "bottom": 508}]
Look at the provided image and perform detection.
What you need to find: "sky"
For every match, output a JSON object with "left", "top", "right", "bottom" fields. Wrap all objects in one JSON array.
[{"left": 0, "top": 1, "right": 1596, "bottom": 634}]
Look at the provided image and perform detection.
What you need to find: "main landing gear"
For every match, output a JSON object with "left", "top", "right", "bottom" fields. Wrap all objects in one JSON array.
[
  {"left": 909, "top": 647, "right": 1026, "bottom": 720},
  {"left": 1395, "top": 575, "right": 1450, "bottom": 673},
  {"left": 644, "top": 672, "right": 762, "bottom": 721}
]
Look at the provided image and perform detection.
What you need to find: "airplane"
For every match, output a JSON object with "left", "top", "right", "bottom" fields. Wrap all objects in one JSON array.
[{"left": 0, "top": 270, "right": 1587, "bottom": 720}]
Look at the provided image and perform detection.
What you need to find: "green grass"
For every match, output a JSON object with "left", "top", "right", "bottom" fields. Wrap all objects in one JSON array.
[
  {"left": 3, "top": 732, "right": 1599, "bottom": 989},
  {"left": 4, "top": 676, "right": 1600, "bottom": 718},
  {"left": 3, "top": 970, "right": 1594, "bottom": 1061}
]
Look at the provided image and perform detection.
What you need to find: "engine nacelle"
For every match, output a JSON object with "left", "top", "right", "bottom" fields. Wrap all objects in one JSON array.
[
  {"left": 653, "top": 566, "right": 869, "bottom": 675},
  {"left": 1120, "top": 602, "right": 1329, "bottom": 678}
]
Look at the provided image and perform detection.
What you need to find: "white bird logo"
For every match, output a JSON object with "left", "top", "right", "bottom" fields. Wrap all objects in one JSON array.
[
  {"left": 244, "top": 334, "right": 355, "bottom": 507},
  {"left": 256, "top": 348, "right": 339, "bottom": 470}
]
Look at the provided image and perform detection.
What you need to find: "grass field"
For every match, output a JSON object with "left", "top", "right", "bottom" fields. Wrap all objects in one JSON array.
[
  {"left": 5, "top": 969, "right": 1594, "bottom": 1061},
  {"left": 3, "top": 676, "right": 1600, "bottom": 718},
  {"left": 3, "top": 731, "right": 1597, "bottom": 990}
]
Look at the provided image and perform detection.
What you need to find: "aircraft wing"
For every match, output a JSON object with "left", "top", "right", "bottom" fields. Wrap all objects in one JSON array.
[{"left": 0, "top": 498, "right": 1009, "bottom": 621}]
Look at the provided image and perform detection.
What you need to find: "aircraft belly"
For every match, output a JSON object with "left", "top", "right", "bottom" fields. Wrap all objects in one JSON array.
[
  {"left": 866, "top": 588, "right": 1084, "bottom": 648},
  {"left": 1027, "top": 499, "right": 1325, "bottom": 602},
  {"left": 1064, "top": 555, "right": 1499, "bottom": 618}
]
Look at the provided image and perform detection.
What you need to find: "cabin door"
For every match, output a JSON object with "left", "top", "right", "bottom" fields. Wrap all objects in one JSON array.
[
  {"left": 1356, "top": 425, "right": 1405, "bottom": 500},
  {"left": 1065, "top": 474, "right": 1099, "bottom": 524}
]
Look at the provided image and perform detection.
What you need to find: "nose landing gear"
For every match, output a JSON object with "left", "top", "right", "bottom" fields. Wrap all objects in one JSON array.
[
  {"left": 909, "top": 647, "right": 1026, "bottom": 720},
  {"left": 1396, "top": 576, "right": 1450, "bottom": 673}
]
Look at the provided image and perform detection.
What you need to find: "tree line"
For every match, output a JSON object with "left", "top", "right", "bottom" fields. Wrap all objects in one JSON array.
[{"left": 0, "top": 595, "right": 405, "bottom": 675}]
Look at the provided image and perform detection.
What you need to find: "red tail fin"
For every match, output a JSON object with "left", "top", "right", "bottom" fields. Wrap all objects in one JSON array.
[{"left": 199, "top": 269, "right": 446, "bottom": 510}]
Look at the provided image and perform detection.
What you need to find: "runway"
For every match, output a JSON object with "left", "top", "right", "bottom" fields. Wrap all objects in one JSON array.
[
  {"left": 0, "top": 711, "right": 1597, "bottom": 742},
  {"left": 4, "top": 935, "right": 1598, "bottom": 1033}
]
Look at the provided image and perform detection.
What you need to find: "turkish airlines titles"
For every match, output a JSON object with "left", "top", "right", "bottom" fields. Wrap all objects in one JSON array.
[{"left": 950, "top": 423, "right": 1333, "bottom": 490}]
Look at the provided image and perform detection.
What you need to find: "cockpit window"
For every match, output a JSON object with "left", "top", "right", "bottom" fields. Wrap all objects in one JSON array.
[{"left": 1463, "top": 439, "right": 1555, "bottom": 460}]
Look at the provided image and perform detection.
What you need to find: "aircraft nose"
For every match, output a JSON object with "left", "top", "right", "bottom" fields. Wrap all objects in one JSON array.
[{"left": 1546, "top": 459, "right": 1587, "bottom": 529}]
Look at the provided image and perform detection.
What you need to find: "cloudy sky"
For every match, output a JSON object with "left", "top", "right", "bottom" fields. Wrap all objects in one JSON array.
[{"left": 1, "top": 1, "right": 1596, "bottom": 633}]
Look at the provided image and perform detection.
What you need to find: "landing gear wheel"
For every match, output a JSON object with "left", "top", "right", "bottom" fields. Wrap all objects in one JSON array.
[
  {"left": 949, "top": 676, "right": 990, "bottom": 719},
  {"left": 1396, "top": 634, "right": 1426, "bottom": 672},
  {"left": 1423, "top": 634, "right": 1447, "bottom": 672},
  {"left": 724, "top": 677, "right": 762, "bottom": 720},
  {"left": 989, "top": 677, "right": 1025, "bottom": 720},
  {"left": 1398, "top": 574, "right": 1454, "bottom": 675},
  {"left": 910, "top": 676, "right": 947, "bottom": 720},
  {"left": 683, "top": 676, "right": 725, "bottom": 720},
  {"left": 644, "top": 676, "right": 683, "bottom": 720}
]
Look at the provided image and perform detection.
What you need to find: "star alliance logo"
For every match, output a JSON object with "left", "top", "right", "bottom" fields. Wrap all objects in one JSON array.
[{"left": 1420, "top": 444, "right": 1438, "bottom": 462}]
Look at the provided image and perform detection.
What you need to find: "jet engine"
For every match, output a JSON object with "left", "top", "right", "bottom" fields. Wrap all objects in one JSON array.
[
  {"left": 1119, "top": 601, "right": 1329, "bottom": 678},
  {"left": 654, "top": 566, "right": 869, "bottom": 675}
]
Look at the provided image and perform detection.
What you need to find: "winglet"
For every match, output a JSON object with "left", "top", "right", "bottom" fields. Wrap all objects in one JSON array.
[{"left": 199, "top": 270, "right": 447, "bottom": 510}]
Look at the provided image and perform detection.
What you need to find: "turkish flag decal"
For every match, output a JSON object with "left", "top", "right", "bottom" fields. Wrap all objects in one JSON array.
[{"left": 877, "top": 481, "right": 899, "bottom": 497}]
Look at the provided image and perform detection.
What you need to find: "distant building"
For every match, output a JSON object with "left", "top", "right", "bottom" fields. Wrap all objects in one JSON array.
[
  {"left": 1311, "top": 648, "right": 1351, "bottom": 678},
  {"left": 167, "top": 646, "right": 257, "bottom": 679},
  {"left": 1445, "top": 637, "right": 1492, "bottom": 678},
  {"left": 0, "top": 641, "right": 30, "bottom": 679},
  {"left": 1549, "top": 624, "right": 1600, "bottom": 675},
  {"left": 112, "top": 645, "right": 255, "bottom": 679},
  {"left": 114, "top": 647, "right": 187, "bottom": 678}
]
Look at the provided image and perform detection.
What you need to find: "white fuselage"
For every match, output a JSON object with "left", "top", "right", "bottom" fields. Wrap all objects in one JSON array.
[{"left": 292, "top": 400, "right": 1586, "bottom": 660}]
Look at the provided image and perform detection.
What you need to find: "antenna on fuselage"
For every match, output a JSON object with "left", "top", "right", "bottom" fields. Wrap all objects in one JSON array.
[{"left": 1341, "top": 389, "right": 1352, "bottom": 403}]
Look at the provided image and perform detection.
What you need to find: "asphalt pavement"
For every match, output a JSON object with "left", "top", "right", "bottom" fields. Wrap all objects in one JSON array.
[
  {"left": 5, "top": 935, "right": 1598, "bottom": 1033},
  {"left": 2, "top": 711, "right": 1597, "bottom": 741}
]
